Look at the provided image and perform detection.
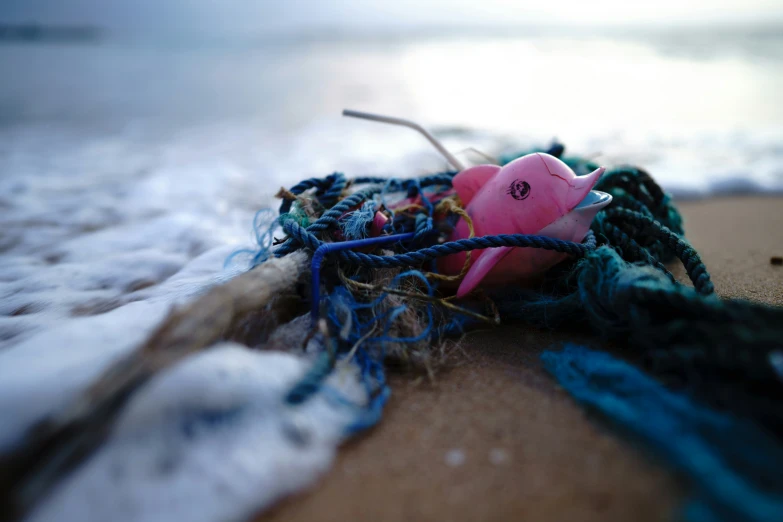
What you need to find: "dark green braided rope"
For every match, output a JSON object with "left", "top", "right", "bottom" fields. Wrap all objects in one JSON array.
[{"left": 601, "top": 207, "right": 714, "bottom": 295}]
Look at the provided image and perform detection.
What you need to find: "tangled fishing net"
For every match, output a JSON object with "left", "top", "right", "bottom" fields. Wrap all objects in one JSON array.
[{"left": 244, "top": 143, "right": 783, "bottom": 439}]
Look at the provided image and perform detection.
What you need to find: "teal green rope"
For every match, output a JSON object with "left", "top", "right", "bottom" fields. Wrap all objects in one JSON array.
[{"left": 543, "top": 345, "right": 783, "bottom": 522}]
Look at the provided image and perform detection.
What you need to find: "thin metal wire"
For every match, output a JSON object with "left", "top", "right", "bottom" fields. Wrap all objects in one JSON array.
[{"left": 342, "top": 109, "right": 466, "bottom": 171}]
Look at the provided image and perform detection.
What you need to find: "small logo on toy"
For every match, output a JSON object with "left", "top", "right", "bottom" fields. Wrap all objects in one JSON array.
[{"left": 506, "top": 179, "right": 531, "bottom": 201}]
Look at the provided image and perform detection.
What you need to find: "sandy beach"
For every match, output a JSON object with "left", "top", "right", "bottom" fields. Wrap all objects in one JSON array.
[
  {"left": 258, "top": 196, "right": 783, "bottom": 522},
  {"left": 2, "top": 4, "right": 782, "bottom": 520}
]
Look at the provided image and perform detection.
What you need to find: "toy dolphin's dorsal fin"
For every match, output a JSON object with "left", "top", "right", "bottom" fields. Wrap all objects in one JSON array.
[{"left": 452, "top": 164, "right": 502, "bottom": 206}]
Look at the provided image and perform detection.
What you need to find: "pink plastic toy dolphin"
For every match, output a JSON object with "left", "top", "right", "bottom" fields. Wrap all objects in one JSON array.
[
  {"left": 440, "top": 153, "right": 610, "bottom": 296},
  {"left": 343, "top": 110, "right": 612, "bottom": 296}
]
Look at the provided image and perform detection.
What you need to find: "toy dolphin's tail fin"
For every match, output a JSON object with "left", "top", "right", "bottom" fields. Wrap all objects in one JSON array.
[{"left": 452, "top": 164, "right": 502, "bottom": 206}]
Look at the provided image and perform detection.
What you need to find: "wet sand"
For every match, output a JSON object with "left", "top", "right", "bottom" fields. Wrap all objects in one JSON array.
[{"left": 258, "top": 196, "right": 783, "bottom": 522}]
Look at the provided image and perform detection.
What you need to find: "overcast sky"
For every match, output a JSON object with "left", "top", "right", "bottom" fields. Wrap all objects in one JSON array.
[{"left": 3, "top": 0, "right": 782, "bottom": 37}]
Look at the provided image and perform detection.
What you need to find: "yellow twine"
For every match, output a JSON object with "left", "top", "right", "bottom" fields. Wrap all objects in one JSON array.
[{"left": 422, "top": 195, "right": 475, "bottom": 283}]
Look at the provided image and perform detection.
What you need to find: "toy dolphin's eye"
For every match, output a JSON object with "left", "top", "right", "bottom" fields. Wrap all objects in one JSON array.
[{"left": 506, "top": 179, "right": 531, "bottom": 201}]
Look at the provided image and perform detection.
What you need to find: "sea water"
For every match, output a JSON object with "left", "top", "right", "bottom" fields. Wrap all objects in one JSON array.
[{"left": 0, "top": 30, "right": 781, "bottom": 521}]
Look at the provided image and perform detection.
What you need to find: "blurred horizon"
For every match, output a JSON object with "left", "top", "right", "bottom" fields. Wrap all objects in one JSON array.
[
  {"left": 3, "top": 0, "right": 783, "bottom": 41},
  {"left": 1, "top": 0, "right": 782, "bottom": 196}
]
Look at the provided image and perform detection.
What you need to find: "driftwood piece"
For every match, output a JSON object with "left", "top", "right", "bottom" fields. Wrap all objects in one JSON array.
[{"left": 0, "top": 251, "right": 309, "bottom": 521}]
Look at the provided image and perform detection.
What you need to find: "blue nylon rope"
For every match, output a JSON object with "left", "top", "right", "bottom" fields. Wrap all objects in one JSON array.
[
  {"left": 543, "top": 345, "right": 783, "bottom": 522},
  {"left": 280, "top": 219, "right": 593, "bottom": 267}
]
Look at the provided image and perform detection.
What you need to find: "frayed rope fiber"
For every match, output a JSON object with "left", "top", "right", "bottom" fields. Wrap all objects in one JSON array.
[{"left": 543, "top": 346, "right": 783, "bottom": 522}]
